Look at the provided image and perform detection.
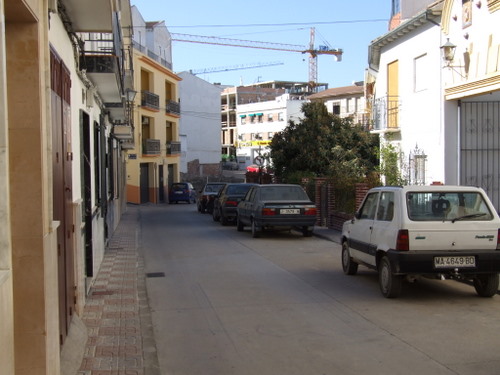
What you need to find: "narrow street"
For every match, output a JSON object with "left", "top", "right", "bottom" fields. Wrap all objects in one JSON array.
[{"left": 139, "top": 203, "right": 500, "bottom": 375}]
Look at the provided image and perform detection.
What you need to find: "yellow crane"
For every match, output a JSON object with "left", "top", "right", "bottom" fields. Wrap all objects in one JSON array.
[{"left": 171, "top": 27, "right": 342, "bottom": 91}]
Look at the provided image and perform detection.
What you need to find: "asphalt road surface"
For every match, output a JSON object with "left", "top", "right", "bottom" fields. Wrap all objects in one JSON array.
[{"left": 139, "top": 203, "right": 500, "bottom": 375}]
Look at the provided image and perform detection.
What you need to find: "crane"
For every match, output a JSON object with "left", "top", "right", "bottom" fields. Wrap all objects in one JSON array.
[
  {"left": 171, "top": 27, "right": 342, "bottom": 91},
  {"left": 189, "top": 61, "right": 284, "bottom": 75}
]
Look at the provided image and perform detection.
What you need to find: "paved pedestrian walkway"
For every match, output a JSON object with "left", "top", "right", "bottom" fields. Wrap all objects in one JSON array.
[
  {"left": 78, "top": 205, "right": 160, "bottom": 375},
  {"left": 75, "top": 205, "right": 341, "bottom": 375}
]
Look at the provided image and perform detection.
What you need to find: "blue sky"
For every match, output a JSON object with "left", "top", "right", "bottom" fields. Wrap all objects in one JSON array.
[{"left": 130, "top": 0, "right": 392, "bottom": 88}]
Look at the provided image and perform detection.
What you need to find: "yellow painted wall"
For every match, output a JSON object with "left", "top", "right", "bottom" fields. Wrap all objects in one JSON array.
[{"left": 126, "top": 50, "right": 181, "bottom": 204}]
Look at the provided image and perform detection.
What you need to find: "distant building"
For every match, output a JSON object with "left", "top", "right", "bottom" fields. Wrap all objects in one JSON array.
[
  {"left": 307, "top": 82, "right": 368, "bottom": 127},
  {"left": 236, "top": 93, "right": 306, "bottom": 170},
  {"left": 178, "top": 72, "right": 222, "bottom": 179},
  {"left": 220, "top": 81, "right": 326, "bottom": 162},
  {"left": 127, "top": 6, "right": 182, "bottom": 204}
]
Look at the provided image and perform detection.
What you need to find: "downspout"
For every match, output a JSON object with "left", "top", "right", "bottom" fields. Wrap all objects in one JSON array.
[{"left": 426, "top": 10, "right": 446, "bottom": 184}]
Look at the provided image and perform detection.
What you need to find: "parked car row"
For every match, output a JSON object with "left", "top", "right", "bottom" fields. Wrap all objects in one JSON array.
[{"left": 198, "top": 182, "right": 318, "bottom": 238}]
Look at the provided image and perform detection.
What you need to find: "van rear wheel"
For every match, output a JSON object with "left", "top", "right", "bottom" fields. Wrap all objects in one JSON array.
[
  {"left": 473, "top": 273, "right": 499, "bottom": 297},
  {"left": 379, "top": 256, "right": 402, "bottom": 298}
]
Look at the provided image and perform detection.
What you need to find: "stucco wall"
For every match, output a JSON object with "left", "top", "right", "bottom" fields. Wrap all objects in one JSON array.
[
  {"left": 377, "top": 22, "right": 445, "bottom": 184},
  {"left": 178, "top": 72, "right": 222, "bottom": 172}
]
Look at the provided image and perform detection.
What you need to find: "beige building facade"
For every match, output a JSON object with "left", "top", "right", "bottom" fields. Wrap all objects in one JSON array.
[
  {"left": 1, "top": 0, "right": 134, "bottom": 374},
  {"left": 127, "top": 7, "right": 182, "bottom": 204}
]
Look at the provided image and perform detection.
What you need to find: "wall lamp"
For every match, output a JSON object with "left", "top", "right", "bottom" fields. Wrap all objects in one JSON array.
[
  {"left": 125, "top": 88, "right": 137, "bottom": 103},
  {"left": 440, "top": 38, "right": 456, "bottom": 65},
  {"left": 440, "top": 38, "right": 467, "bottom": 78}
]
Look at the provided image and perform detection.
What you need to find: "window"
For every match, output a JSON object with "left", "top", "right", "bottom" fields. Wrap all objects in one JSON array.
[
  {"left": 278, "top": 112, "right": 284, "bottom": 121},
  {"left": 406, "top": 192, "right": 493, "bottom": 221},
  {"left": 359, "top": 192, "right": 378, "bottom": 220},
  {"left": 377, "top": 192, "right": 395, "bottom": 221},
  {"left": 414, "top": 54, "right": 428, "bottom": 92},
  {"left": 257, "top": 114, "right": 263, "bottom": 123},
  {"left": 332, "top": 102, "right": 340, "bottom": 115},
  {"left": 268, "top": 132, "right": 274, "bottom": 139},
  {"left": 267, "top": 113, "right": 273, "bottom": 122}
]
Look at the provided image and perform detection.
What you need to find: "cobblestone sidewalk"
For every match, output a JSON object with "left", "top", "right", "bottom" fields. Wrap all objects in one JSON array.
[{"left": 78, "top": 206, "right": 159, "bottom": 375}]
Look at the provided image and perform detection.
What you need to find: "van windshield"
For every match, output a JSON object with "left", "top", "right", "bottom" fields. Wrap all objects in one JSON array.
[{"left": 406, "top": 191, "right": 493, "bottom": 221}]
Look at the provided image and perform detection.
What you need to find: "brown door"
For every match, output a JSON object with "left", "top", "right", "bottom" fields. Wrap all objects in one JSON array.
[{"left": 50, "top": 48, "right": 75, "bottom": 345}]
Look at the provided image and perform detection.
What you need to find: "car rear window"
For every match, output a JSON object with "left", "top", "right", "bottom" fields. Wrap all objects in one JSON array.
[
  {"left": 227, "top": 185, "right": 253, "bottom": 195},
  {"left": 172, "top": 183, "right": 186, "bottom": 191},
  {"left": 204, "top": 184, "right": 225, "bottom": 193},
  {"left": 406, "top": 191, "right": 494, "bottom": 221},
  {"left": 259, "top": 186, "right": 309, "bottom": 201}
]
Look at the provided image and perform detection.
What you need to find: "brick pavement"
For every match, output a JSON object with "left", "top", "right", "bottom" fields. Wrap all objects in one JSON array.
[{"left": 78, "top": 206, "right": 160, "bottom": 375}]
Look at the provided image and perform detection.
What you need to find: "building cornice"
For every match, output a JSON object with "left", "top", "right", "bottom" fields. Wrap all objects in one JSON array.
[
  {"left": 445, "top": 73, "right": 500, "bottom": 99},
  {"left": 488, "top": 0, "right": 500, "bottom": 13},
  {"left": 138, "top": 56, "right": 182, "bottom": 81}
]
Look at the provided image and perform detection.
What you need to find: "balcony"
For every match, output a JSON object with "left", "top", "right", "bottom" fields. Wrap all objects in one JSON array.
[
  {"left": 143, "top": 139, "right": 161, "bottom": 155},
  {"left": 113, "top": 124, "right": 133, "bottom": 141},
  {"left": 371, "top": 96, "right": 401, "bottom": 132},
  {"left": 141, "top": 90, "right": 160, "bottom": 111},
  {"left": 78, "top": 28, "right": 134, "bottom": 124},
  {"left": 166, "top": 141, "right": 181, "bottom": 155},
  {"left": 120, "top": 140, "right": 135, "bottom": 150},
  {"left": 166, "top": 100, "right": 180, "bottom": 116}
]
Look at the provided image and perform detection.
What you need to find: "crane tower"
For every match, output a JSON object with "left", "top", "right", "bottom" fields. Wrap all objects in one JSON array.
[{"left": 171, "top": 28, "right": 342, "bottom": 91}]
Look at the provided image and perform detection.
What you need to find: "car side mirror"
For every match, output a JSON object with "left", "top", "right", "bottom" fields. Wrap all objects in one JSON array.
[{"left": 354, "top": 211, "right": 361, "bottom": 220}]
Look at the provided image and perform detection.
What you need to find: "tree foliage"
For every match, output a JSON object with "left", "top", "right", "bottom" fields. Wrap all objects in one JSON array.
[{"left": 269, "top": 102, "right": 379, "bottom": 182}]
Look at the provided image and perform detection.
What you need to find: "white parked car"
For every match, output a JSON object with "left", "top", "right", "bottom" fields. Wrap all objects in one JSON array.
[{"left": 341, "top": 185, "right": 500, "bottom": 298}]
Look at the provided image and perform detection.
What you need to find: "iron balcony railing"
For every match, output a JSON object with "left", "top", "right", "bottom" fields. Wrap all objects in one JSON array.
[
  {"left": 141, "top": 90, "right": 159, "bottom": 110},
  {"left": 372, "top": 96, "right": 401, "bottom": 131},
  {"left": 166, "top": 141, "right": 181, "bottom": 155},
  {"left": 166, "top": 100, "right": 180, "bottom": 115},
  {"left": 143, "top": 139, "right": 161, "bottom": 155}
]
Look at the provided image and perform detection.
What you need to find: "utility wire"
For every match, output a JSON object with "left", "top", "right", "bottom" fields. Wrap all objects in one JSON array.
[{"left": 167, "top": 19, "right": 387, "bottom": 29}]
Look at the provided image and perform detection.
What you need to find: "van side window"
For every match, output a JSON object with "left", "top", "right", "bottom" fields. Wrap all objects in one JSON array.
[
  {"left": 359, "top": 193, "right": 378, "bottom": 220},
  {"left": 377, "top": 192, "right": 395, "bottom": 221}
]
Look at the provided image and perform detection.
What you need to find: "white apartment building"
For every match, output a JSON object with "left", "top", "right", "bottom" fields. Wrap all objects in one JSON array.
[
  {"left": 178, "top": 72, "right": 222, "bottom": 177},
  {"left": 236, "top": 94, "right": 305, "bottom": 169},
  {"left": 368, "top": 2, "right": 444, "bottom": 185}
]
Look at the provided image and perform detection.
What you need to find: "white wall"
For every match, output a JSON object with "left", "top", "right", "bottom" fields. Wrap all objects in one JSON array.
[
  {"left": 178, "top": 72, "right": 222, "bottom": 173},
  {"left": 377, "top": 22, "right": 444, "bottom": 184}
]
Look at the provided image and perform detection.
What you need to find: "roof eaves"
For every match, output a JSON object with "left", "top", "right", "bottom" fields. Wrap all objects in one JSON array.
[{"left": 368, "top": 6, "right": 442, "bottom": 72}]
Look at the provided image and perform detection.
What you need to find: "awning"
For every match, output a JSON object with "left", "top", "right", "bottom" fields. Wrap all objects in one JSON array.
[
  {"left": 248, "top": 114, "right": 256, "bottom": 117},
  {"left": 255, "top": 113, "right": 263, "bottom": 116},
  {"left": 239, "top": 114, "right": 246, "bottom": 117}
]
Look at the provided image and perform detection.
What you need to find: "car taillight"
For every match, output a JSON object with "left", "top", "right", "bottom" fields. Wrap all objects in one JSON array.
[
  {"left": 262, "top": 208, "right": 276, "bottom": 216},
  {"left": 497, "top": 229, "right": 500, "bottom": 250},
  {"left": 225, "top": 200, "right": 238, "bottom": 207},
  {"left": 304, "top": 207, "right": 317, "bottom": 216},
  {"left": 396, "top": 229, "right": 409, "bottom": 251}
]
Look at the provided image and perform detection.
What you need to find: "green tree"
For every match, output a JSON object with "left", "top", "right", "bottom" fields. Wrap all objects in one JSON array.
[
  {"left": 269, "top": 102, "right": 379, "bottom": 182},
  {"left": 379, "top": 143, "right": 406, "bottom": 186}
]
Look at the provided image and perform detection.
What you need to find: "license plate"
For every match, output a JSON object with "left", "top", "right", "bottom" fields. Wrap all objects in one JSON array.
[
  {"left": 174, "top": 191, "right": 183, "bottom": 194},
  {"left": 434, "top": 256, "right": 476, "bottom": 268},
  {"left": 280, "top": 209, "right": 300, "bottom": 215}
]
